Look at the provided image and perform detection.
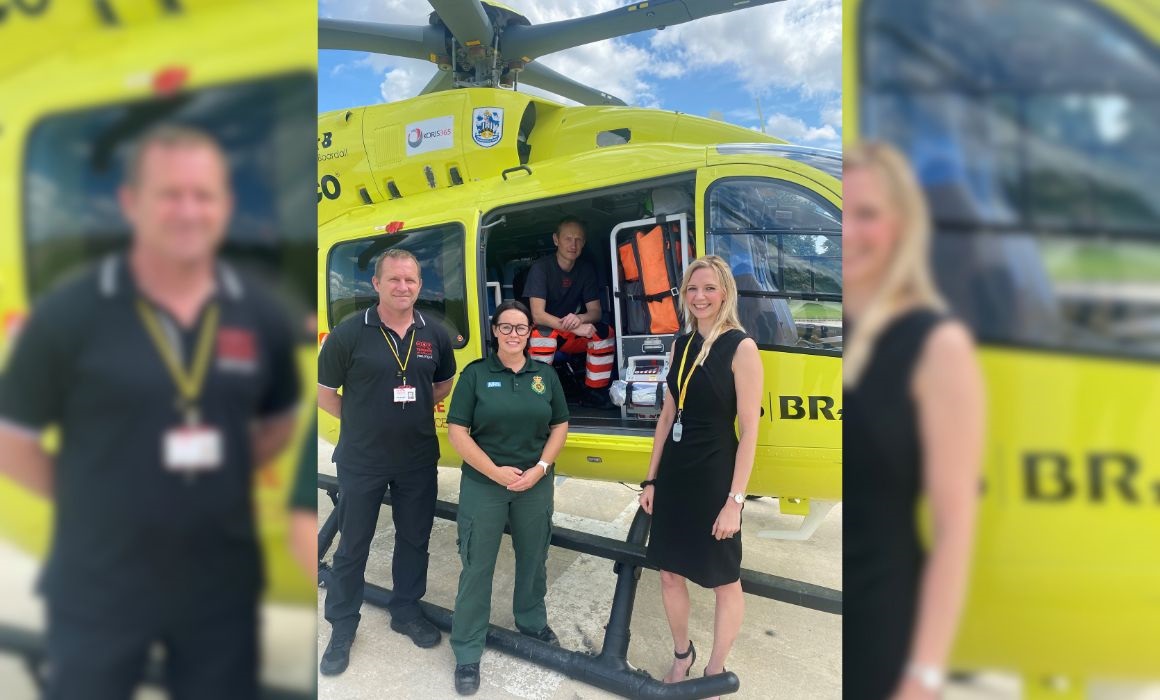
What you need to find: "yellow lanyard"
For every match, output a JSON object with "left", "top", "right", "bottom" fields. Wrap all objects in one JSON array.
[
  {"left": 136, "top": 300, "right": 220, "bottom": 423},
  {"left": 675, "top": 334, "right": 698, "bottom": 422},
  {"left": 380, "top": 326, "right": 416, "bottom": 383}
]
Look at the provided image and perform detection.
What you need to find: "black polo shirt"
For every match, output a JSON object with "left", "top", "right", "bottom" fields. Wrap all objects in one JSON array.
[
  {"left": 318, "top": 306, "right": 456, "bottom": 473},
  {"left": 523, "top": 254, "right": 601, "bottom": 319},
  {"left": 447, "top": 354, "right": 568, "bottom": 485},
  {"left": 0, "top": 255, "right": 300, "bottom": 619}
]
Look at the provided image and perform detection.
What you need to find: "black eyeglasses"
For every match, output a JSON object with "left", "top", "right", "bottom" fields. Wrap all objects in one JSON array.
[{"left": 495, "top": 323, "right": 531, "bottom": 336}]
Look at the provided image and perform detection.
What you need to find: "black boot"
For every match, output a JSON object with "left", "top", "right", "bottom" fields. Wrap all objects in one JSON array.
[
  {"left": 454, "top": 663, "right": 480, "bottom": 695},
  {"left": 390, "top": 615, "right": 442, "bottom": 648},
  {"left": 319, "top": 632, "right": 355, "bottom": 676}
]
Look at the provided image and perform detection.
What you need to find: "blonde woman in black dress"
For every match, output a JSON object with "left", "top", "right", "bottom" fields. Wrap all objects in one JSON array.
[
  {"left": 844, "top": 142, "right": 985, "bottom": 700},
  {"left": 638, "top": 255, "right": 763, "bottom": 691}
]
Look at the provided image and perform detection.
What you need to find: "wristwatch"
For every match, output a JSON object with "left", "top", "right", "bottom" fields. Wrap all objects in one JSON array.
[
  {"left": 728, "top": 492, "right": 744, "bottom": 504},
  {"left": 640, "top": 479, "right": 656, "bottom": 488},
  {"left": 536, "top": 460, "right": 550, "bottom": 475},
  {"left": 906, "top": 663, "right": 945, "bottom": 691}
]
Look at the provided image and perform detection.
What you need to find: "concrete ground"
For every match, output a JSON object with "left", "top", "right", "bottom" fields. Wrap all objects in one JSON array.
[
  {"left": 315, "top": 438, "right": 843, "bottom": 700},
  {"left": 0, "top": 533, "right": 317, "bottom": 699}
]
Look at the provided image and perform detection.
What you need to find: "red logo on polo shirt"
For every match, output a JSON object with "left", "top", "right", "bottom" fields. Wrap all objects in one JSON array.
[
  {"left": 217, "top": 327, "right": 258, "bottom": 373},
  {"left": 415, "top": 339, "right": 434, "bottom": 360},
  {"left": 562, "top": 276, "right": 573, "bottom": 289}
]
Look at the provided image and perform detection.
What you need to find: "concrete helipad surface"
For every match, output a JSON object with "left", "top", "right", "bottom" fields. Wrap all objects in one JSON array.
[
  {"left": 0, "top": 529, "right": 317, "bottom": 699},
  {"left": 315, "top": 438, "right": 844, "bottom": 700}
]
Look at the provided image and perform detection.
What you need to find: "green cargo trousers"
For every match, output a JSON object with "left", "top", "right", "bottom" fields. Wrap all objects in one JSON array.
[{"left": 450, "top": 471, "right": 554, "bottom": 664}]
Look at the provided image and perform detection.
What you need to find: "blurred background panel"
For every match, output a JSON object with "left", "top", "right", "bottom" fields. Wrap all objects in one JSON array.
[
  {"left": 847, "top": 0, "right": 1160, "bottom": 695},
  {"left": 0, "top": 1, "right": 317, "bottom": 697}
]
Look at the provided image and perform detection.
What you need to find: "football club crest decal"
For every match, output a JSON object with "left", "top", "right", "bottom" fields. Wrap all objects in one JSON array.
[
  {"left": 472, "top": 107, "right": 504, "bottom": 148},
  {"left": 531, "top": 375, "right": 546, "bottom": 395}
]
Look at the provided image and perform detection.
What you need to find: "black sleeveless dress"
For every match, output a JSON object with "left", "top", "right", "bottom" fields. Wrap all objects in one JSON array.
[
  {"left": 647, "top": 329, "right": 748, "bottom": 588},
  {"left": 844, "top": 309, "right": 948, "bottom": 700}
]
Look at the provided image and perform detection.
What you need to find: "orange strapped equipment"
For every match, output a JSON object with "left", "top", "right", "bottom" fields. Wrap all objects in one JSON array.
[
  {"left": 618, "top": 242, "right": 640, "bottom": 282},
  {"left": 635, "top": 225, "right": 681, "bottom": 334}
]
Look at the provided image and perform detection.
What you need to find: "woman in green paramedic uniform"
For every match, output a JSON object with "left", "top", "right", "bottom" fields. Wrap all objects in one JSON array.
[{"left": 446, "top": 300, "right": 570, "bottom": 696}]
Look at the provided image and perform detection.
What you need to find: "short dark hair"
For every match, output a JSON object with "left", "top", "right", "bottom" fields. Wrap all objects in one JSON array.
[
  {"left": 490, "top": 300, "right": 534, "bottom": 356},
  {"left": 374, "top": 248, "right": 421, "bottom": 279},
  {"left": 491, "top": 300, "right": 532, "bottom": 329},
  {"left": 555, "top": 216, "right": 585, "bottom": 235},
  {"left": 124, "top": 125, "right": 228, "bottom": 188}
]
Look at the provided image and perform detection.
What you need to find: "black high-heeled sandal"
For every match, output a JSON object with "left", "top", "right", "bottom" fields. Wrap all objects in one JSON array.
[{"left": 673, "top": 640, "right": 696, "bottom": 678}]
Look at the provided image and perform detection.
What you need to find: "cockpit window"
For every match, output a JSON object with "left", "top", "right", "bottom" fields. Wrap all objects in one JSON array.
[
  {"left": 861, "top": 0, "right": 1160, "bottom": 360},
  {"left": 706, "top": 178, "right": 842, "bottom": 355}
]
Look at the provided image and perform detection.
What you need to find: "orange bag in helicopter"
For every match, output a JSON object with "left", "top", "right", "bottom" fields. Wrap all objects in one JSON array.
[{"left": 635, "top": 225, "right": 681, "bottom": 334}]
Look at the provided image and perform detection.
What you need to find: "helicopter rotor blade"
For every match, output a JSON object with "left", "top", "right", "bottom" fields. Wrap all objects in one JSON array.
[
  {"left": 319, "top": 18, "right": 442, "bottom": 61},
  {"left": 503, "top": 0, "right": 786, "bottom": 61},
  {"left": 519, "top": 62, "right": 626, "bottom": 106},
  {"left": 428, "top": 0, "right": 495, "bottom": 49},
  {"left": 420, "top": 70, "right": 455, "bottom": 95}
]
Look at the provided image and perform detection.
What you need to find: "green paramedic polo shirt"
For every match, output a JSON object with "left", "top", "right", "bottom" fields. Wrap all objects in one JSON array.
[{"left": 447, "top": 353, "right": 569, "bottom": 485}]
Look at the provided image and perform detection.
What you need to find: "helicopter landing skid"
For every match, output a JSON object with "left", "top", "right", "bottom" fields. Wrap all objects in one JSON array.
[
  {"left": 317, "top": 474, "right": 842, "bottom": 699},
  {"left": 756, "top": 499, "right": 838, "bottom": 541}
]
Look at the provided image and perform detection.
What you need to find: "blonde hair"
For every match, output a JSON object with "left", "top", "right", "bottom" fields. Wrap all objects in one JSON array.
[
  {"left": 680, "top": 255, "right": 745, "bottom": 368},
  {"left": 843, "top": 141, "right": 947, "bottom": 385}
]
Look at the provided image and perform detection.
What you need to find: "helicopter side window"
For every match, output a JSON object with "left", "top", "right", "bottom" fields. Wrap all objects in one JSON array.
[
  {"left": 861, "top": 0, "right": 1160, "bottom": 360},
  {"left": 21, "top": 74, "right": 317, "bottom": 316},
  {"left": 706, "top": 178, "right": 842, "bottom": 355},
  {"left": 327, "top": 224, "right": 468, "bottom": 349}
]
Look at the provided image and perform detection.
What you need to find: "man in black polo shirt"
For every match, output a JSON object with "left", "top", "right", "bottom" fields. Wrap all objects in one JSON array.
[
  {"left": 525, "top": 216, "right": 615, "bottom": 407},
  {"left": 317, "top": 248, "right": 456, "bottom": 675},
  {"left": 0, "top": 126, "right": 300, "bottom": 699}
]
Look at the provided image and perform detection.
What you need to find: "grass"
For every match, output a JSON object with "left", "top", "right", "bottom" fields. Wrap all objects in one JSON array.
[
  {"left": 790, "top": 300, "right": 843, "bottom": 321},
  {"left": 1045, "top": 242, "right": 1160, "bottom": 283}
]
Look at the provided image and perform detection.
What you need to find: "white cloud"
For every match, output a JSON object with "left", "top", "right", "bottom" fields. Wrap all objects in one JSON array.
[
  {"left": 821, "top": 102, "right": 842, "bottom": 129},
  {"left": 765, "top": 112, "right": 840, "bottom": 149},
  {"left": 380, "top": 65, "right": 436, "bottom": 103},
  {"left": 650, "top": 0, "right": 841, "bottom": 96},
  {"left": 319, "top": 0, "right": 428, "bottom": 23}
]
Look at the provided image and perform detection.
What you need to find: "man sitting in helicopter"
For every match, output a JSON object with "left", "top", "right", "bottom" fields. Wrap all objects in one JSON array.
[{"left": 526, "top": 216, "right": 616, "bottom": 408}]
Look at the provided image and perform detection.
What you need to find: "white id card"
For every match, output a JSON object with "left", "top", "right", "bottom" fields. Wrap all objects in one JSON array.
[
  {"left": 394, "top": 385, "right": 417, "bottom": 403},
  {"left": 164, "top": 425, "right": 223, "bottom": 472}
]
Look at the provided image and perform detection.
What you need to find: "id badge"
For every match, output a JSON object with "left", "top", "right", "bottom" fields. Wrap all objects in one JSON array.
[
  {"left": 394, "top": 385, "right": 417, "bottom": 403},
  {"left": 164, "top": 425, "right": 223, "bottom": 472},
  {"left": 672, "top": 421, "right": 683, "bottom": 442}
]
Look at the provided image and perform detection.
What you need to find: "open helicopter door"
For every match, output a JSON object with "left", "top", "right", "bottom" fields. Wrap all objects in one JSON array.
[{"left": 608, "top": 213, "right": 691, "bottom": 420}]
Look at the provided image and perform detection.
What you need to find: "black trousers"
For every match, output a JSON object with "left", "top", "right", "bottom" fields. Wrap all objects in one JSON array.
[
  {"left": 324, "top": 463, "right": 438, "bottom": 637},
  {"left": 45, "top": 599, "right": 258, "bottom": 700}
]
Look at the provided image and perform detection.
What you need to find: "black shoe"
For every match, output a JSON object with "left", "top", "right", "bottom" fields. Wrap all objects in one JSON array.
[
  {"left": 319, "top": 633, "right": 354, "bottom": 676},
  {"left": 520, "top": 625, "right": 561, "bottom": 646},
  {"left": 454, "top": 663, "right": 480, "bottom": 696},
  {"left": 675, "top": 639, "right": 696, "bottom": 678},
  {"left": 580, "top": 388, "right": 612, "bottom": 409},
  {"left": 390, "top": 615, "right": 442, "bottom": 648}
]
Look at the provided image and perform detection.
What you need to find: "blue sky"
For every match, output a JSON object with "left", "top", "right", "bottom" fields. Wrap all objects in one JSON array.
[{"left": 318, "top": 0, "right": 841, "bottom": 150}]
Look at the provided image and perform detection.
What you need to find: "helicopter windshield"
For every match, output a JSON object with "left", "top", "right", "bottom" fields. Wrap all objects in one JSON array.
[
  {"left": 21, "top": 74, "right": 317, "bottom": 313},
  {"left": 706, "top": 178, "right": 843, "bottom": 354},
  {"left": 326, "top": 223, "right": 469, "bottom": 349},
  {"left": 860, "top": 0, "right": 1160, "bottom": 360}
]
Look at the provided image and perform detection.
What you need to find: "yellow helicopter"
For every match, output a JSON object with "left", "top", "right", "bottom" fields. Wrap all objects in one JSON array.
[
  {"left": 847, "top": 0, "right": 1160, "bottom": 695},
  {"left": 0, "top": 0, "right": 318, "bottom": 605},
  {"left": 317, "top": 0, "right": 844, "bottom": 536}
]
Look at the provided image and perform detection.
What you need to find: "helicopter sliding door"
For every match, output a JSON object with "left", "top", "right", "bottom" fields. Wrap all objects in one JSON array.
[{"left": 695, "top": 164, "right": 842, "bottom": 503}]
